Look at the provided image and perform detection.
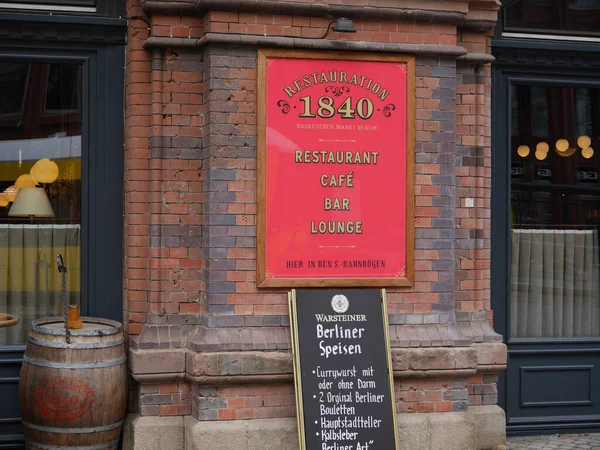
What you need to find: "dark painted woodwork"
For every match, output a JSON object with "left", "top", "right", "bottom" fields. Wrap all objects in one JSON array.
[{"left": 492, "top": 42, "right": 600, "bottom": 435}]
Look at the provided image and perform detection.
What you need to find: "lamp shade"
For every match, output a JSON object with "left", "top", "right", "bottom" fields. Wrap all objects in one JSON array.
[{"left": 8, "top": 188, "right": 54, "bottom": 218}]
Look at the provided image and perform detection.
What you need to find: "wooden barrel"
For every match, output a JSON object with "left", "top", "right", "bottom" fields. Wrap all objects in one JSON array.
[{"left": 19, "top": 317, "right": 127, "bottom": 450}]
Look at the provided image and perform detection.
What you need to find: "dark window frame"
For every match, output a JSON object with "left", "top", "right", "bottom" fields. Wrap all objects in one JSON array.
[
  {"left": 492, "top": 44, "right": 600, "bottom": 431},
  {"left": 502, "top": 0, "right": 600, "bottom": 38},
  {"left": 1, "top": 0, "right": 124, "bottom": 18},
  {"left": 494, "top": 70, "right": 600, "bottom": 343}
]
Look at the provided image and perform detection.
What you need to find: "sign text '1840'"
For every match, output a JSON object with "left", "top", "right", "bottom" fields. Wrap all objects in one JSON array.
[{"left": 299, "top": 96, "right": 374, "bottom": 120}]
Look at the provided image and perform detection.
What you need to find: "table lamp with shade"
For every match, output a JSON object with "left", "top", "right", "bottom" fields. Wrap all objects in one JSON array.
[{"left": 8, "top": 187, "right": 55, "bottom": 221}]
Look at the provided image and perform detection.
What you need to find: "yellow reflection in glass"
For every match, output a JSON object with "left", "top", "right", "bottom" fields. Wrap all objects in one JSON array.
[
  {"left": 0, "top": 194, "right": 8, "bottom": 207},
  {"left": 517, "top": 145, "right": 530, "bottom": 157},
  {"left": 582, "top": 147, "right": 594, "bottom": 159},
  {"left": 537, "top": 142, "right": 549, "bottom": 153},
  {"left": 556, "top": 147, "right": 577, "bottom": 157},
  {"left": 5, "top": 186, "right": 18, "bottom": 202},
  {"left": 15, "top": 174, "right": 37, "bottom": 189},
  {"left": 556, "top": 139, "right": 570, "bottom": 152},
  {"left": 535, "top": 150, "right": 548, "bottom": 160},
  {"left": 31, "top": 158, "right": 60, "bottom": 184},
  {"left": 578, "top": 136, "right": 592, "bottom": 149}
]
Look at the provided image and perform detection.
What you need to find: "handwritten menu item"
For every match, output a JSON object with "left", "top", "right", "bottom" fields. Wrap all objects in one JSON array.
[
  {"left": 289, "top": 289, "right": 398, "bottom": 450},
  {"left": 258, "top": 50, "right": 415, "bottom": 287}
]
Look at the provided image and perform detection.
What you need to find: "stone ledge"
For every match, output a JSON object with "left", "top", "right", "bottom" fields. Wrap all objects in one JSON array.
[
  {"left": 189, "top": 327, "right": 291, "bottom": 352},
  {"left": 129, "top": 349, "right": 187, "bottom": 374},
  {"left": 130, "top": 343, "right": 506, "bottom": 384},
  {"left": 472, "top": 342, "right": 507, "bottom": 370},
  {"left": 390, "top": 324, "right": 471, "bottom": 347},
  {"left": 132, "top": 324, "right": 204, "bottom": 350},
  {"left": 180, "top": 323, "right": 472, "bottom": 353},
  {"left": 393, "top": 347, "right": 478, "bottom": 374},
  {"left": 123, "top": 405, "right": 506, "bottom": 450},
  {"left": 133, "top": 322, "right": 478, "bottom": 352},
  {"left": 144, "top": 33, "right": 469, "bottom": 57},
  {"left": 457, "top": 320, "right": 504, "bottom": 343}
]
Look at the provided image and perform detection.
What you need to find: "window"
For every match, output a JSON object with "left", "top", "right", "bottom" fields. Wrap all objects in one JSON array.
[
  {"left": 510, "top": 84, "right": 600, "bottom": 338},
  {"left": 0, "top": 61, "right": 82, "bottom": 345}
]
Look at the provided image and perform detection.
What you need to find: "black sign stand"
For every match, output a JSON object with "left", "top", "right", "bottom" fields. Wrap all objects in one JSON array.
[{"left": 289, "top": 289, "right": 399, "bottom": 450}]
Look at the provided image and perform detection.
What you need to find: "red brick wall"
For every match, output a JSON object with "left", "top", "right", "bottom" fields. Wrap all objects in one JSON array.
[
  {"left": 124, "top": 3, "right": 495, "bottom": 335},
  {"left": 396, "top": 378, "right": 468, "bottom": 413},
  {"left": 454, "top": 30, "right": 494, "bottom": 323},
  {"left": 139, "top": 381, "right": 192, "bottom": 416},
  {"left": 149, "top": 12, "right": 457, "bottom": 45},
  {"left": 124, "top": 1, "right": 500, "bottom": 419},
  {"left": 193, "top": 385, "right": 296, "bottom": 421}
]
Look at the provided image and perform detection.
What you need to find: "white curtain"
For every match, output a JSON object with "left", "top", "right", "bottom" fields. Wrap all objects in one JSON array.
[
  {"left": 511, "top": 229, "right": 600, "bottom": 338},
  {"left": 0, "top": 224, "right": 80, "bottom": 345}
]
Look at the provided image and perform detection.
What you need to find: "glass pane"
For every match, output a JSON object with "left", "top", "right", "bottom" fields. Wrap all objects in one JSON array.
[
  {"left": 0, "top": 63, "right": 28, "bottom": 116},
  {"left": 45, "top": 64, "right": 81, "bottom": 112},
  {"left": 0, "top": 61, "right": 82, "bottom": 345},
  {"left": 504, "top": 0, "right": 600, "bottom": 36},
  {"left": 510, "top": 84, "right": 600, "bottom": 339}
]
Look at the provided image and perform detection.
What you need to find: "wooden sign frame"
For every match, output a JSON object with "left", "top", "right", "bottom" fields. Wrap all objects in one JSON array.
[
  {"left": 257, "top": 49, "right": 415, "bottom": 288},
  {"left": 289, "top": 288, "right": 399, "bottom": 450}
]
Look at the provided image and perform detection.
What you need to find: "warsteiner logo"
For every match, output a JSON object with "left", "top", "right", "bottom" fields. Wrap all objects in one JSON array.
[{"left": 34, "top": 376, "right": 95, "bottom": 420}]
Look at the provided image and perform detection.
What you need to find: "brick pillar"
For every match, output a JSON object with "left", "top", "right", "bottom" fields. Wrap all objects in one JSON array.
[{"left": 123, "top": 1, "right": 507, "bottom": 449}]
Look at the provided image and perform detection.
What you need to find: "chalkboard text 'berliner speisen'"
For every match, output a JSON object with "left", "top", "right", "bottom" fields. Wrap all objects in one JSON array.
[
  {"left": 316, "top": 321, "right": 365, "bottom": 359},
  {"left": 289, "top": 289, "right": 399, "bottom": 450}
]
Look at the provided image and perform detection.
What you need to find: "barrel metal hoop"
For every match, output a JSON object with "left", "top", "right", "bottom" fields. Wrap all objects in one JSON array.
[
  {"left": 23, "top": 355, "right": 126, "bottom": 369},
  {"left": 24, "top": 439, "right": 119, "bottom": 450},
  {"left": 22, "top": 420, "right": 123, "bottom": 434},
  {"left": 28, "top": 336, "right": 125, "bottom": 349},
  {"left": 30, "top": 317, "right": 122, "bottom": 337}
]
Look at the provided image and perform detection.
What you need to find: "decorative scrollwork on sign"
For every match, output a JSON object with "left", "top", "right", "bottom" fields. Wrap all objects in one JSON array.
[
  {"left": 277, "top": 100, "right": 291, "bottom": 114},
  {"left": 383, "top": 104, "right": 396, "bottom": 117},
  {"left": 394, "top": 266, "right": 407, "bottom": 278},
  {"left": 325, "top": 86, "right": 350, "bottom": 97}
]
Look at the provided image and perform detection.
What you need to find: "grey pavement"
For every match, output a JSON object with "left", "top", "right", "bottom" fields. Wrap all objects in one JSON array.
[{"left": 507, "top": 433, "right": 600, "bottom": 449}]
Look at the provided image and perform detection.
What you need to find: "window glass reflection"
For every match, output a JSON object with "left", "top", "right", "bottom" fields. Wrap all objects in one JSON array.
[
  {"left": 0, "top": 63, "right": 29, "bottom": 116},
  {"left": 0, "top": 61, "right": 82, "bottom": 345},
  {"left": 510, "top": 85, "right": 600, "bottom": 339},
  {"left": 45, "top": 64, "right": 81, "bottom": 112},
  {"left": 504, "top": 0, "right": 600, "bottom": 36}
]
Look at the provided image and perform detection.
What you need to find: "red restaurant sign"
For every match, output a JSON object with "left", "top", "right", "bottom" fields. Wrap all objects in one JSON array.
[{"left": 258, "top": 50, "right": 415, "bottom": 287}]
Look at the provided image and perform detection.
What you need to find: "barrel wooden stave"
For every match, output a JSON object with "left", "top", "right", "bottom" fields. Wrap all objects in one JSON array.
[{"left": 19, "top": 317, "right": 127, "bottom": 450}]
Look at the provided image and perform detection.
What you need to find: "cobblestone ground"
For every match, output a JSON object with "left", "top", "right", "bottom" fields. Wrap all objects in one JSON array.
[{"left": 507, "top": 433, "right": 600, "bottom": 449}]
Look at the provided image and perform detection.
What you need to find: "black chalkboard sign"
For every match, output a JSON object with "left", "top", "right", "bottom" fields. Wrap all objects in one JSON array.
[{"left": 289, "top": 289, "right": 399, "bottom": 450}]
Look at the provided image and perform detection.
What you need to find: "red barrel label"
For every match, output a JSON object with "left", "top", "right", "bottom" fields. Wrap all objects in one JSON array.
[{"left": 34, "top": 376, "right": 95, "bottom": 420}]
